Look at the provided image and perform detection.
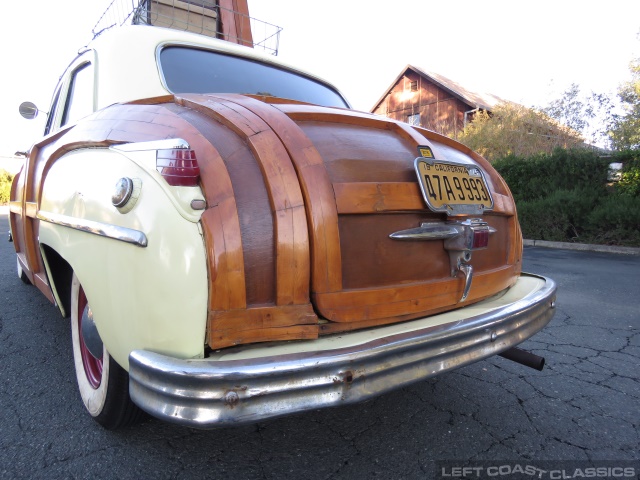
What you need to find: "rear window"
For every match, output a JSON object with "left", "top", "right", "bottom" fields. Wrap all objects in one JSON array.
[{"left": 159, "top": 46, "right": 349, "bottom": 108}]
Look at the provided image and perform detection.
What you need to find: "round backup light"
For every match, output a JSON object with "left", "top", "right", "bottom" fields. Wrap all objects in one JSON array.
[{"left": 112, "top": 177, "right": 134, "bottom": 208}]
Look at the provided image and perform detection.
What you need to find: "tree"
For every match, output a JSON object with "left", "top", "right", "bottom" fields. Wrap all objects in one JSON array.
[
  {"left": 610, "top": 60, "right": 640, "bottom": 150},
  {"left": 543, "top": 83, "right": 590, "bottom": 133},
  {"left": 542, "top": 84, "right": 614, "bottom": 148},
  {"left": 457, "top": 102, "right": 584, "bottom": 161}
]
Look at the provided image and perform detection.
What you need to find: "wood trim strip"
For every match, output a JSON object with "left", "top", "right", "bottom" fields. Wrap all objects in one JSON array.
[
  {"left": 314, "top": 266, "right": 517, "bottom": 323},
  {"left": 24, "top": 202, "right": 38, "bottom": 218},
  {"left": 203, "top": 94, "right": 344, "bottom": 294},
  {"left": 33, "top": 272, "right": 55, "bottom": 303},
  {"left": 209, "top": 325, "right": 319, "bottom": 350},
  {"left": 319, "top": 302, "right": 464, "bottom": 335},
  {"left": 334, "top": 182, "right": 424, "bottom": 213},
  {"left": 9, "top": 201, "right": 23, "bottom": 214},
  {"left": 208, "top": 304, "right": 318, "bottom": 349},
  {"left": 200, "top": 200, "right": 247, "bottom": 311},
  {"left": 333, "top": 182, "right": 515, "bottom": 215},
  {"left": 175, "top": 94, "right": 311, "bottom": 306}
]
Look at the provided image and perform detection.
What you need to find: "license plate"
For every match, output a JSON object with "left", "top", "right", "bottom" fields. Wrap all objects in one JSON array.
[{"left": 414, "top": 158, "right": 493, "bottom": 215}]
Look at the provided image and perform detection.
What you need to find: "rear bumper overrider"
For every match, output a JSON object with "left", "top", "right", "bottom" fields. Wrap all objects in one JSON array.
[{"left": 129, "top": 273, "right": 556, "bottom": 428}]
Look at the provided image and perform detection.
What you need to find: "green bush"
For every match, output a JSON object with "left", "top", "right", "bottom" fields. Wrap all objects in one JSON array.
[
  {"left": 494, "top": 148, "right": 610, "bottom": 203},
  {"left": 516, "top": 188, "right": 600, "bottom": 242},
  {"left": 613, "top": 150, "right": 640, "bottom": 197},
  {"left": 585, "top": 195, "right": 640, "bottom": 246},
  {"left": 0, "top": 169, "right": 14, "bottom": 205},
  {"left": 494, "top": 148, "right": 640, "bottom": 247}
]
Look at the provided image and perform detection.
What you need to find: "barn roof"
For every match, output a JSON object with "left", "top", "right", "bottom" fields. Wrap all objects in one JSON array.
[{"left": 371, "top": 64, "right": 508, "bottom": 112}]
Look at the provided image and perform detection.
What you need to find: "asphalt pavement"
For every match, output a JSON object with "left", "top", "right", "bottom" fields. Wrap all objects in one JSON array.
[{"left": 1, "top": 212, "right": 638, "bottom": 480}]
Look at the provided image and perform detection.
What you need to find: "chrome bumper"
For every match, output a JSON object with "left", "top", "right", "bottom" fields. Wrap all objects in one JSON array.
[{"left": 129, "top": 273, "right": 556, "bottom": 428}]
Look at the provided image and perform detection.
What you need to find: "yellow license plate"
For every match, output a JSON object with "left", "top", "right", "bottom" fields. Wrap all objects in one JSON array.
[{"left": 414, "top": 158, "right": 493, "bottom": 215}]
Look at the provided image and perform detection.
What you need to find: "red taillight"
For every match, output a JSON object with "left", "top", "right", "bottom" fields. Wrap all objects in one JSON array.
[
  {"left": 472, "top": 228, "right": 490, "bottom": 249},
  {"left": 156, "top": 149, "right": 200, "bottom": 187}
]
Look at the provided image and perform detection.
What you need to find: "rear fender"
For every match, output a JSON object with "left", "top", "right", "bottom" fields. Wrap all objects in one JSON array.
[{"left": 37, "top": 147, "right": 208, "bottom": 370}]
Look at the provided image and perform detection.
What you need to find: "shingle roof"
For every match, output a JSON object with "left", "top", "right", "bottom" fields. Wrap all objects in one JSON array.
[{"left": 371, "top": 64, "right": 508, "bottom": 112}]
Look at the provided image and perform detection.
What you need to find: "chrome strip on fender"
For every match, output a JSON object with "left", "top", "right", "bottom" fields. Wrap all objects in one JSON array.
[
  {"left": 129, "top": 274, "right": 556, "bottom": 428},
  {"left": 111, "top": 138, "right": 190, "bottom": 152},
  {"left": 37, "top": 211, "right": 148, "bottom": 247}
]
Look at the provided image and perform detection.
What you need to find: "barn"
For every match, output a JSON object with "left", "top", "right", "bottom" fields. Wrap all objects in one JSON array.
[{"left": 371, "top": 65, "right": 506, "bottom": 138}]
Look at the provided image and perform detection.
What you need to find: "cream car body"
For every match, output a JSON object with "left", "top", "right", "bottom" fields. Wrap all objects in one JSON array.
[{"left": 38, "top": 147, "right": 208, "bottom": 369}]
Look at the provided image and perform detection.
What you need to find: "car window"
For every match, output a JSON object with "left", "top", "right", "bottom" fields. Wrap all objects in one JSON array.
[
  {"left": 44, "top": 86, "right": 62, "bottom": 135},
  {"left": 159, "top": 46, "right": 349, "bottom": 108},
  {"left": 61, "top": 63, "right": 94, "bottom": 127}
]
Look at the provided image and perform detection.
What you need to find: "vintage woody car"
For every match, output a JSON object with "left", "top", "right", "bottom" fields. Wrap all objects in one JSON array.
[{"left": 9, "top": 25, "right": 556, "bottom": 429}]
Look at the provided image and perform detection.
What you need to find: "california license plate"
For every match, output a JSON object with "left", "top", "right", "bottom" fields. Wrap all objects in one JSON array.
[{"left": 414, "top": 158, "right": 493, "bottom": 215}]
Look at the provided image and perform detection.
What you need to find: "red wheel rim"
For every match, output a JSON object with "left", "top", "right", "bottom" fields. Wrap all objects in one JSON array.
[{"left": 78, "top": 287, "right": 103, "bottom": 389}]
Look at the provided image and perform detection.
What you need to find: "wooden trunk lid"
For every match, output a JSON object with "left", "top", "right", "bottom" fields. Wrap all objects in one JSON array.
[{"left": 170, "top": 94, "right": 522, "bottom": 348}]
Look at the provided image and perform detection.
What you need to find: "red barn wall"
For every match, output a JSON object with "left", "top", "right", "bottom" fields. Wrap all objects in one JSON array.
[{"left": 372, "top": 71, "right": 471, "bottom": 138}]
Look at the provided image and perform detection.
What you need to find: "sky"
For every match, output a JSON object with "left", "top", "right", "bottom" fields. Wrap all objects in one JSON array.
[{"left": 1, "top": 0, "right": 639, "bottom": 162}]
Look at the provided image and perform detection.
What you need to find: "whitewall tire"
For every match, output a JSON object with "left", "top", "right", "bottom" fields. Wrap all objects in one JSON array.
[{"left": 70, "top": 273, "right": 143, "bottom": 429}]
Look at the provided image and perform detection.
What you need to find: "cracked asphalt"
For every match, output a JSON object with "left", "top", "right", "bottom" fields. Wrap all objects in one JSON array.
[{"left": 1, "top": 212, "right": 638, "bottom": 479}]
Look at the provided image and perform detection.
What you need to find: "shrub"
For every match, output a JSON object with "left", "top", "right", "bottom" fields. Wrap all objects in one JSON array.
[
  {"left": 494, "top": 148, "right": 640, "bottom": 246},
  {"left": 494, "top": 148, "right": 610, "bottom": 203},
  {"left": 516, "top": 188, "right": 600, "bottom": 242},
  {"left": 0, "top": 169, "right": 14, "bottom": 205},
  {"left": 613, "top": 150, "right": 640, "bottom": 197},
  {"left": 585, "top": 195, "right": 640, "bottom": 246}
]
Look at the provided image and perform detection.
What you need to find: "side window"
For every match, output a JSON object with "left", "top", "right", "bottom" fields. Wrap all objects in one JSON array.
[
  {"left": 44, "top": 86, "right": 62, "bottom": 136},
  {"left": 61, "top": 63, "right": 94, "bottom": 127}
]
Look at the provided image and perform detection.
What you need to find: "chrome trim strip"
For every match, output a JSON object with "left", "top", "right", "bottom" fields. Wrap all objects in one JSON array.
[
  {"left": 111, "top": 138, "right": 190, "bottom": 152},
  {"left": 37, "top": 211, "right": 148, "bottom": 247},
  {"left": 389, "top": 222, "right": 460, "bottom": 240},
  {"left": 129, "top": 274, "right": 556, "bottom": 428}
]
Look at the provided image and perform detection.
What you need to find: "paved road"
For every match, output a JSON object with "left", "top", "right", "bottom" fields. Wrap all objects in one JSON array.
[{"left": 1, "top": 212, "right": 638, "bottom": 479}]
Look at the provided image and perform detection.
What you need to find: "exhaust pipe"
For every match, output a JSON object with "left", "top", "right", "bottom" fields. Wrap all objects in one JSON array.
[{"left": 498, "top": 347, "right": 545, "bottom": 371}]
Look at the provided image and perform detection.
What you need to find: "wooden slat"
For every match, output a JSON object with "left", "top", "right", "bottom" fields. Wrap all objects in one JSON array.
[
  {"left": 208, "top": 303, "right": 318, "bottom": 349},
  {"left": 24, "top": 202, "right": 37, "bottom": 218},
  {"left": 314, "top": 265, "right": 518, "bottom": 323},
  {"left": 210, "top": 303, "right": 317, "bottom": 331},
  {"left": 209, "top": 325, "right": 319, "bottom": 350},
  {"left": 201, "top": 202, "right": 247, "bottom": 311},
  {"left": 333, "top": 182, "right": 515, "bottom": 215},
  {"left": 175, "top": 94, "right": 310, "bottom": 306},
  {"left": 334, "top": 182, "right": 425, "bottom": 213},
  {"left": 319, "top": 302, "right": 463, "bottom": 335},
  {"left": 203, "top": 94, "right": 344, "bottom": 294},
  {"left": 8, "top": 201, "right": 22, "bottom": 214}
]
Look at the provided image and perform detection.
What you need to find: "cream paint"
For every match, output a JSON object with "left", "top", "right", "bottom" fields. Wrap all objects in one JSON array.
[
  {"left": 92, "top": 25, "right": 344, "bottom": 111},
  {"left": 38, "top": 148, "right": 209, "bottom": 370}
]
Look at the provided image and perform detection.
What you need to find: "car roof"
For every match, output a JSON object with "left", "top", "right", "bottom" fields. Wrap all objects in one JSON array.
[{"left": 86, "top": 25, "right": 349, "bottom": 109}]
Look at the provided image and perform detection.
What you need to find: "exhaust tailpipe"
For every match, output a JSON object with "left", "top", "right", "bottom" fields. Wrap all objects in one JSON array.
[{"left": 498, "top": 347, "right": 545, "bottom": 371}]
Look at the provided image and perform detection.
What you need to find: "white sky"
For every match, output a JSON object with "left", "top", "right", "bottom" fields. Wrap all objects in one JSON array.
[{"left": 1, "top": 0, "right": 639, "bottom": 159}]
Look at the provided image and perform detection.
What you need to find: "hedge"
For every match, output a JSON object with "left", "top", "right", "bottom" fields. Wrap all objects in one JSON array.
[{"left": 493, "top": 148, "right": 640, "bottom": 247}]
